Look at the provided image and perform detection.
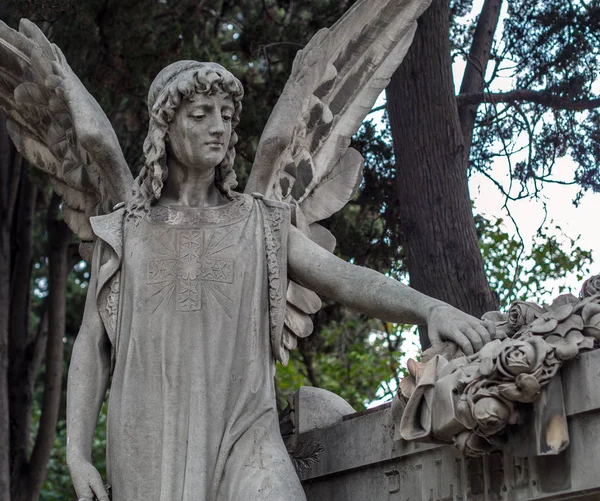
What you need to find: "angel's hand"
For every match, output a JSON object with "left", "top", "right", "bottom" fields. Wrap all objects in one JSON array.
[
  {"left": 427, "top": 304, "right": 493, "bottom": 355},
  {"left": 67, "top": 453, "right": 109, "bottom": 501}
]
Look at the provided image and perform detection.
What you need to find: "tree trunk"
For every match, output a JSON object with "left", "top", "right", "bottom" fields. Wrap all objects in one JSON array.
[
  {"left": 8, "top": 164, "right": 37, "bottom": 501},
  {"left": 386, "top": 0, "right": 498, "bottom": 348},
  {"left": 1, "top": 118, "right": 71, "bottom": 501},
  {"left": 24, "top": 195, "right": 71, "bottom": 501},
  {"left": 0, "top": 114, "right": 14, "bottom": 501}
]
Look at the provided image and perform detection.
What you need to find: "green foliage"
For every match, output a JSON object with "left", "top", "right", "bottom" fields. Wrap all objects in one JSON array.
[
  {"left": 276, "top": 315, "right": 408, "bottom": 411},
  {"left": 476, "top": 214, "right": 593, "bottom": 306}
]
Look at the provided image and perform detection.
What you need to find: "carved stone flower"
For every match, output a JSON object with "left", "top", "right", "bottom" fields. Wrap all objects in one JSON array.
[
  {"left": 496, "top": 337, "right": 547, "bottom": 378},
  {"left": 178, "top": 255, "right": 199, "bottom": 280},
  {"left": 582, "top": 301, "right": 600, "bottom": 340},
  {"left": 499, "top": 373, "right": 541, "bottom": 403},
  {"left": 454, "top": 431, "right": 494, "bottom": 457},
  {"left": 507, "top": 301, "right": 544, "bottom": 330},
  {"left": 580, "top": 275, "right": 600, "bottom": 298},
  {"left": 472, "top": 396, "right": 513, "bottom": 436}
]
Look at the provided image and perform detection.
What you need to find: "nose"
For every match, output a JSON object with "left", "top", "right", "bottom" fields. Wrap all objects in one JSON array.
[{"left": 209, "top": 114, "right": 225, "bottom": 136}]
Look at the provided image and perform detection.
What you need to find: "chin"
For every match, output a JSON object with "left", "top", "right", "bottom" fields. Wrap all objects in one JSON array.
[
  {"left": 188, "top": 157, "right": 224, "bottom": 172},
  {"left": 196, "top": 150, "right": 226, "bottom": 168}
]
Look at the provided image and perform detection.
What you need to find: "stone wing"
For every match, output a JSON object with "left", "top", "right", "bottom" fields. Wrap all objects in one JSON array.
[
  {"left": 245, "top": 0, "right": 432, "bottom": 357},
  {"left": 0, "top": 19, "right": 133, "bottom": 259}
]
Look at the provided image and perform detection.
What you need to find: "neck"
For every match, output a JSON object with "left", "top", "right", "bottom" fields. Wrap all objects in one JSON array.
[{"left": 160, "top": 158, "right": 228, "bottom": 207}]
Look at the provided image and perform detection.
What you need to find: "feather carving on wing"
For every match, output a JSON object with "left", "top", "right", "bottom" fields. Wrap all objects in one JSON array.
[
  {"left": 0, "top": 19, "right": 133, "bottom": 260},
  {"left": 246, "top": 0, "right": 433, "bottom": 363}
]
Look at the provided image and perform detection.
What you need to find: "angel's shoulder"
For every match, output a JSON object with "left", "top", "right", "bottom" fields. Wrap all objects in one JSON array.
[
  {"left": 89, "top": 206, "right": 126, "bottom": 256},
  {"left": 247, "top": 193, "right": 296, "bottom": 242},
  {"left": 249, "top": 192, "right": 296, "bottom": 216}
]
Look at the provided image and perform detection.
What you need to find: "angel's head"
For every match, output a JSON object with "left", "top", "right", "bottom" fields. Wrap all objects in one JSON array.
[{"left": 129, "top": 61, "right": 244, "bottom": 216}]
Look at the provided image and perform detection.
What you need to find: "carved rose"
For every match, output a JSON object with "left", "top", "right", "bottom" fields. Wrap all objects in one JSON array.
[
  {"left": 472, "top": 396, "right": 513, "bottom": 436},
  {"left": 582, "top": 301, "right": 600, "bottom": 340},
  {"left": 496, "top": 337, "right": 547, "bottom": 378},
  {"left": 499, "top": 373, "right": 541, "bottom": 402},
  {"left": 508, "top": 301, "right": 544, "bottom": 330},
  {"left": 454, "top": 431, "right": 494, "bottom": 457},
  {"left": 580, "top": 275, "right": 600, "bottom": 298}
]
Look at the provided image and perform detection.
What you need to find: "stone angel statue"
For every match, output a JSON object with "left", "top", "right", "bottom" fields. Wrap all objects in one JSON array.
[{"left": 0, "top": 1, "right": 492, "bottom": 500}]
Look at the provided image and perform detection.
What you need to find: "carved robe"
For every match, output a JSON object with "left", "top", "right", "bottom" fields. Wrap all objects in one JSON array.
[{"left": 89, "top": 194, "right": 305, "bottom": 501}]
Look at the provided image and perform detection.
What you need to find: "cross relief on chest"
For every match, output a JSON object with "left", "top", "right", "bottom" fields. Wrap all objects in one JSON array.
[{"left": 146, "top": 229, "right": 234, "bottom": 312}]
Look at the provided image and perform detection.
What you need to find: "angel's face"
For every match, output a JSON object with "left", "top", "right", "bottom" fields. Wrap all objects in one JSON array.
[{"left": 166, "top": 92, "right": 234, "bottom": 172}]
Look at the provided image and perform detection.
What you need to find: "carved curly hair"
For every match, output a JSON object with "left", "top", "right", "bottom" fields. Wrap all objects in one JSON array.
[{"left": 128, "top": 62, "right": 244, "bottom": 219}]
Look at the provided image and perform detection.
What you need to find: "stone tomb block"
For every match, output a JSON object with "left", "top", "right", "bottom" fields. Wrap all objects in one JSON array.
[{"left": 296, "top": 350, "right": 600, "bottom": 501}]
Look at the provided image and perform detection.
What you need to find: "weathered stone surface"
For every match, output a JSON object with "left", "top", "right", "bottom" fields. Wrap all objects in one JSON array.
[
  {"left": 297, "top": 350, "right": 600, "bottom": 500},
  {"left": 291, "top": 386, "right": 356, "bottom": 435},
  {"left": 399, "top": 286, "right": 600, "bottom": 457}
]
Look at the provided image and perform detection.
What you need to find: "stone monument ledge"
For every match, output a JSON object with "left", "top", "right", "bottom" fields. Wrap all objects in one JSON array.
[{"left": 286, "top": 348, "right": 600, "bottom": 501}]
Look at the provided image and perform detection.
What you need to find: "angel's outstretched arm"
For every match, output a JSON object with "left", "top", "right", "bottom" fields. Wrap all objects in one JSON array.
[
  {"left": 288, "top": 225, "right": 491, "bottom": 354},
  {"left": 66, "top": 247, "right": 111, "bottom": 501}
]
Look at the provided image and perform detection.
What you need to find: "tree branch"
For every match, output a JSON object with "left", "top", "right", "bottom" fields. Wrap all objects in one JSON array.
[
  {"left": 30, "top": 309, "right": 49, "bottom": 382},
  {"left": 367, "top": 104, "right": 387, "bottom": 116},
  {"left": 457, "top": 0, "right": 503, "bottom": 153},
  {"left": 457, "top": 89, "right": 600, "bottom": 111},
  {"left": 298, "top": 338, "right": 321, "bottom": 388}
]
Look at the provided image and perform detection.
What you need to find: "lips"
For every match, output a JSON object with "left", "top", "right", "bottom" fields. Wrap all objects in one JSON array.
[{"left": 206, "top": 141, "right": 224, "bottom": 146}]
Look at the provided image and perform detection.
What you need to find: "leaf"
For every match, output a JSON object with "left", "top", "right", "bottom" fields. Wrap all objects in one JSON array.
[{"left": 286, "top": 439, "right": 325, "bottom": 473}]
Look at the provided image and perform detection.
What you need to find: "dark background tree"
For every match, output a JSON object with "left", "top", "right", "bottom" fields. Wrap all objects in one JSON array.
[
  {"left": 0, "top": 0, "right": 597, "bottom": 498},
  {"left": 388, "top": 0, "right": 600, "bottom": 347}
]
